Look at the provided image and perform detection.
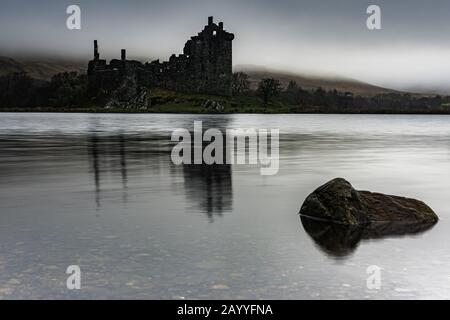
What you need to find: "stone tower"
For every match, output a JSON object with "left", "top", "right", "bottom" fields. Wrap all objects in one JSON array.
[{"left": 183, "top": 16, "right": 234, "bottom": 96}]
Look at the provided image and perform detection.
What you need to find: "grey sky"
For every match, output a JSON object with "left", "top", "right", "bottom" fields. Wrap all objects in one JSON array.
[{"left": 1, "top": 0, "right": 450, "bottom": 92}]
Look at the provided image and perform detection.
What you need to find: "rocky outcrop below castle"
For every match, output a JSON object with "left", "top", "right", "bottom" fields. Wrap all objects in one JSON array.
[
  {"left": 299, "top": 178, "right": 438, "bottom": 225},
  {"left": 104, "top": 75, "right": 151, "bottom": 110},
  {"left": 202, "top": 99, "right": 224, "bottom": 112}
]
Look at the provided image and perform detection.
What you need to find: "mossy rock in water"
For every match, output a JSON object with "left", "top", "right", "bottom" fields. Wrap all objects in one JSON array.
[{"left": 299, "top": 178, "right": 439, "bottom": 225}]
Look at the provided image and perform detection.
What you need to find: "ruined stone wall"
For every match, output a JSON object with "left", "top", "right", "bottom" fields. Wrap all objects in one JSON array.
[{"left": 87, "top": 17, "right": 234, "bottom": 98}]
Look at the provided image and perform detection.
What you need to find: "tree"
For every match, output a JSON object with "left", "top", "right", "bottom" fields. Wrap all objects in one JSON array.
[
  {"left": 46, "top": 72, "right": 87, "bottom": 107},
  {"left": 0, "top": 72, "right": 36, "bottom": 107},
  {"left": 297, "top": 87, "right": 311, "bottom": 106},
  {"left": 232, "top": 72, "right": 250, "bottom": 95},
  {"left": 257, "top": 78, "right": 281, "bottom": 104},
  {"left": 286, "top": 80, "right": 298, "bottom": 93},
  {"left": 282, "top": 80, "right": 299, "bottom": 104},
  {"left": 312, "top": 87, "right": 327, "bottom": 106}
]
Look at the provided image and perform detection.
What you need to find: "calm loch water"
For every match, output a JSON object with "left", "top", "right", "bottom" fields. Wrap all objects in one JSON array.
[{"left": 0, "top": 112, "right": 450, "bottom": 299}]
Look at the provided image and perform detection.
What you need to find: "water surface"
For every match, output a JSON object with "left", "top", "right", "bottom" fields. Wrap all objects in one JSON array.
[{"left": 0, "top": 113, "right": 449, "bottom": 299}]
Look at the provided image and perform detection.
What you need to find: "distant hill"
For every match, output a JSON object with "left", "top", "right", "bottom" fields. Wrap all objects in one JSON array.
[
  {"left": 0, "top": 56, "right": 85, "bottom": 81},
  {"left": 0, "top": 57, "right": 399, "bottom": 96},
  {"left": 235, "top": 65, "right": 398, "bottom": 96}
]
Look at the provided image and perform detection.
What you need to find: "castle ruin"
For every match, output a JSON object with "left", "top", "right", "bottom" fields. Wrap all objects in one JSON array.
[{"left": 88, "top": 16, "right": 234, "bottom": 97}]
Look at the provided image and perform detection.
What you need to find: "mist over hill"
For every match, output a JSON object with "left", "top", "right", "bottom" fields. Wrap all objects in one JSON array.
[
  {"left": 234, "top": 65, "right": 399, "bottom": 96},
  {"left": 0, "top": 56, "right": 404, "bottom": 96},
  {"left": 0, "top": 57, "right": 85, "bottom": 81},
  {"left": 3, "top": 56, "right": 449, "bottom": 98}
]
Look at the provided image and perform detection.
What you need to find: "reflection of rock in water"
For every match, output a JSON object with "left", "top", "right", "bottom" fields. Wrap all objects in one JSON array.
[
  {"left": 300, "top": 216, "right": 436, "bottom": 259},
  {"left": 183, "top": 164, "right": 232, "bottom": 222},
  {"left": 301, "top": 216, "right": 362, "bottom": 257}
]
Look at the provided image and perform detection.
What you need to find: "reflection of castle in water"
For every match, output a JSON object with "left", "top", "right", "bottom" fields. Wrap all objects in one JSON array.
[
  {"left": 86, "top": 133, "right": 233, "bottom": 220},
  {"left": 179, "top": 119, "right": 234, "bottom": 221},
  {"left": 182, "top": 164, "right": 233, "bottom": 222},
  {"left": 88, "top": 134, "right": 129, "bottom": 209}
]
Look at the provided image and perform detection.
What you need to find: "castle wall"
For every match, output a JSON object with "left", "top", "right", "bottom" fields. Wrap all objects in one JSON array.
[{"left": 87, "top": 17, "right": 234, "bottom": 98}]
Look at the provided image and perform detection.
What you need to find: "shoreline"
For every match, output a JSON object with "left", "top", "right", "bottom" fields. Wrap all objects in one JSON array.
[{"left": 2, "top": 109, "right": 450, "bottom": 115}]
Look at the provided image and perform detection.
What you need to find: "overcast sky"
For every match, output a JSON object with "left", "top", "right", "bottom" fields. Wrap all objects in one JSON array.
[{"left": 1, "top": 0, "right": 450, "bottom": 92}]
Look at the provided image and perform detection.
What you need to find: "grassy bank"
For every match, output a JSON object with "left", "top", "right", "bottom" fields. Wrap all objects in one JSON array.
[
  {"left": 0, "top": 88, "right": 294, "bottom": 113},
  {"left": 2, "top": 88, "right": 450, "bottom": 114}
]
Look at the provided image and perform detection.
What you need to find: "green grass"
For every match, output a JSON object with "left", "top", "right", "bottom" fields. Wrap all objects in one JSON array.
[
  {"left": 0, "top": 87, "right": 310, "bottom": 113},
  {"left": 3, "top": 87, "right": 450, "bottom": 114},
  {"left": 145, "top": 87, "right": 293, "bottom": 113}
]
